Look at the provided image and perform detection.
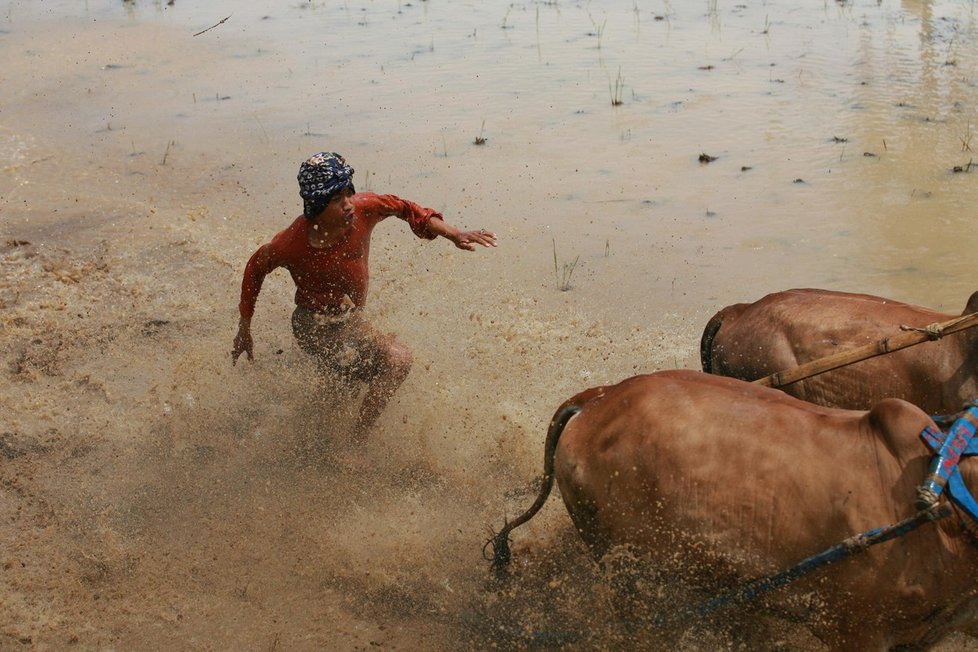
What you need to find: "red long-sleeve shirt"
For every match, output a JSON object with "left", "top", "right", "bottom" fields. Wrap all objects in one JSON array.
[{"left": 238, "top": 192, "right": 441, "bottom": 319}]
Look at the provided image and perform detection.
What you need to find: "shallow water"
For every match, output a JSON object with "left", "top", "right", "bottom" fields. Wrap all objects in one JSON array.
[{"left": 3, "top": 1, "right": 978, "bottom": 649}]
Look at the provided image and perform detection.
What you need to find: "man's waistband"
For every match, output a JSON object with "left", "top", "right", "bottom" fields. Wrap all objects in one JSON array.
[{"left": 293, "top": 305, "right": 353, "bottom": 326}]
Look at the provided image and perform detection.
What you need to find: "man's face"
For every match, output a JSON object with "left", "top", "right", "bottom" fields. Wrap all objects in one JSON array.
[{"left": 318, "top": 187, "right": 356, "bottom": 231}]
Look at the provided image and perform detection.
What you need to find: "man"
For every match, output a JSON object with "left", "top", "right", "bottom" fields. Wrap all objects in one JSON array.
[{"left": 232, "top": 152, "right": 496, "bottom": 441}]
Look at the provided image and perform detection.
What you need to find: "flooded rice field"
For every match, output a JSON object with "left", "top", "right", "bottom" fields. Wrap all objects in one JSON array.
[{"left": 2, "top": 0, "right": 978, "bottom": 649}]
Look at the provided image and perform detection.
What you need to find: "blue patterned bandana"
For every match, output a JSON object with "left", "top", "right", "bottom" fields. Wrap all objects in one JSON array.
[{"left": 297, "top": 152, "right": 355, "bottom": 217}]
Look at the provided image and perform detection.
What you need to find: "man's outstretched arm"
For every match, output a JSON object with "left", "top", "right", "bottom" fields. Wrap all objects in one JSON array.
[{"left": 357, "top": 193, "right": 497, "bottom": 249}]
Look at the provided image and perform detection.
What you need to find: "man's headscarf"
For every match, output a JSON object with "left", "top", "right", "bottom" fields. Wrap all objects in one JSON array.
[{"left": 297, "top": 152, "right": 355, "bottom": 218}]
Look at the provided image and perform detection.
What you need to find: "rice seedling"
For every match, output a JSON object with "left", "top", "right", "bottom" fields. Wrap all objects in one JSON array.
[
  {"left": 708, "top": 0, "right": 720, "bottom": 31},
  {"left": 589, "top": 14, "right": 607, "bottom": 49},
  {"left": 501, "top": 6, "right": 512, "bottom": 30},
  {"left": 553, "top": 239, "right": 580, "bottom": 292},
  {"left": 535, "top": 6, "right": 541, "bottom": 59},
  {"left": 944, "top": 37, "right": 957, "bottom": 66},
  {"left": 609, "top": 66, "right": 624, "bottom": 106},
  {"left": 474, "top": 120, "right": 487, "bottom": 145},
  {"left": 723, "top": 47, "right": 744, "bottom": 61},
  {"left": 161, "top": 139, "right": 175, "bottom": 165},
  {"left": 253, "top": 114, "right": 269, "bottom": 143}
]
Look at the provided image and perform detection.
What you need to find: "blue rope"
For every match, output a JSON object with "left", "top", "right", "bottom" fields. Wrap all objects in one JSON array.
[{"left": 689, "top": 504, "right": 950, "bottom": 618}]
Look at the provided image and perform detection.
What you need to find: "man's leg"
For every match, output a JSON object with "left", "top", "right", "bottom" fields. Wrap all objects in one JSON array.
[{"left": 351, "top": 330, "right": 412, "bottom": 442}]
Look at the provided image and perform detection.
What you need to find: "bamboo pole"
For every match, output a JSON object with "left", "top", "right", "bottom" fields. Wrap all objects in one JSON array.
[{"left": 753, "top": 312, "right": 978, "bottom": 389}]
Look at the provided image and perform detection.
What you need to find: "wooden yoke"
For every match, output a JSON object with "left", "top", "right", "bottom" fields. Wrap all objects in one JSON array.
[{"left": 754, "top": 312, "right": 978, "bottom": 389}]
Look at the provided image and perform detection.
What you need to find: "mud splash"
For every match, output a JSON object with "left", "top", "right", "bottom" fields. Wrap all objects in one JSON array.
[{"left": 4, "top": 1, "right": 978, "bottom": 649}]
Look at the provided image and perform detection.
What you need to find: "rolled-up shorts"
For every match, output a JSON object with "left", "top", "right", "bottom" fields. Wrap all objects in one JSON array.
[{"left": 291, "top": 306, "right": 386, "bottom": 385}]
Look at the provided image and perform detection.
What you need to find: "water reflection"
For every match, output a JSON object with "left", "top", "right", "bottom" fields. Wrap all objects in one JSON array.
[{"left": 830, "top": 0, "right": 978, "bottom": 306}]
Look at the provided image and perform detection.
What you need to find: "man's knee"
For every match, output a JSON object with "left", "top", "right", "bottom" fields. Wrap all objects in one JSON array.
[
  {"left": 370, "top": 333, "right": 411, "bottom": 384},
  {"left": 386, "top": 342, "right": 412, "bottom": 380}
]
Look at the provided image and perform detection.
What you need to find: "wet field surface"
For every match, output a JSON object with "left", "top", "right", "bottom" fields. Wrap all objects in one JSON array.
[{"left": 3, "top": 1, "right": 978, "bottom": 649}]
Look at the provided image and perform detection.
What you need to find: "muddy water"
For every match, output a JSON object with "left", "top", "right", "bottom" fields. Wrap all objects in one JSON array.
[{"left": 2, "top": 1, "right": 978, "bottom": 649}]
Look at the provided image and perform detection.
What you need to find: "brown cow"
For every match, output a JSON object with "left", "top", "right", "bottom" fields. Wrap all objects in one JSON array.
[
  {"left": 489, "top": 370, "right": 978, "bottom": 650},
  {"left": 700, "top": 288, "right": 978, "bottom": 414}
]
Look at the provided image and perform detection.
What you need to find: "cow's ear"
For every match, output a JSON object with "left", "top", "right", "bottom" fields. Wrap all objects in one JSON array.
[{"left": 965, "top": 290, "right": 978, "bottom": 315}]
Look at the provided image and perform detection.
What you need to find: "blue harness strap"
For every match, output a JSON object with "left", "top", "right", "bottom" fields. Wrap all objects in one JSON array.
[
  {"left": 919, "top": 402, "right": 978, "bottom": 523},
  {"left": 947, "top": 470, "right": 978, "bottom": 525}
]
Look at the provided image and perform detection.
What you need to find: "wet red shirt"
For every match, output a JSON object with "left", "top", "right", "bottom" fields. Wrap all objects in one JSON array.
[{"left": 238, "top": 192, "right": 440, "bottom": 319}]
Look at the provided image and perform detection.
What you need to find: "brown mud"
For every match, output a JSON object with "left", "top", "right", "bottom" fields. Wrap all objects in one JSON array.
[{"left": 3, "top": 1, "right": 978, "bottom": 649}]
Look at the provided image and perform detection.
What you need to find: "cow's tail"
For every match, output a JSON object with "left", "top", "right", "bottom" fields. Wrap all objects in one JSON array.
[
  {"left": 699, "top": 310, "right": 725, "bottom": 374},
  {"left": 485, "top": 402, "right": 582, "bottom": 580}
]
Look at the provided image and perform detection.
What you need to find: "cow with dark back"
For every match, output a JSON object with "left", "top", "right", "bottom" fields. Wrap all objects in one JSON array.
[
  {"left": 700, "top": 288, "right": 978, "bottom": 414},
  {"left": 489, "top": 370, "right": 978, "bottom": 650}
]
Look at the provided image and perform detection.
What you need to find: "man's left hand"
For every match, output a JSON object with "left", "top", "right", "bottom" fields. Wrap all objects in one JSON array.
[{"left": 453, "top": 228, "right": 497, "bottom": 251}]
